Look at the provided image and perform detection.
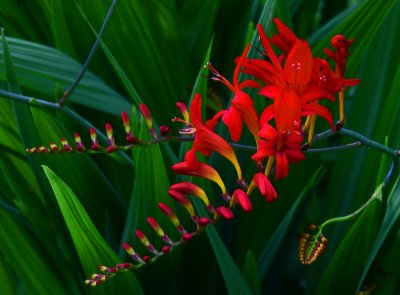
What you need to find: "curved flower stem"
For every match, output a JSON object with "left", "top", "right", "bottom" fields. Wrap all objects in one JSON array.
[
  {"left": 315, "top": 182, "right": 383, "bottom": 238},
  {"left": 59, "top": 0, "right": 119, "bottom": 105}
]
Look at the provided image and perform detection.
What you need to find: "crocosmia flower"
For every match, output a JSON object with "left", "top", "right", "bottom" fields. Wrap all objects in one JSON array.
[{"left": 252, "top": 123, "right": 305, "bottom": 179}]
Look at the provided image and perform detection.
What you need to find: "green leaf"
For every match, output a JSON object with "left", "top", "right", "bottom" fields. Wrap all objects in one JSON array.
[
  {"left": 47, "top": 0, "right": 77, "bottom": 57},
  {"left": 120, "top": 115, "right": 172, "bottom": 251},
  {"left": 0, "top": 254, "right": 18, "bottom": 295},
  {"left": 0, "top": 36, "right": 132, "bottom": 116},
  {"left": 257, "top": 167, "right": 324, "bottom": 279},
  {"left": 195, "top": 202, "right": 253, "bottom": 295},
  {"left": 316, "top": 185, "right": 386, "bottom": 294},
  {"left": 43, "top": 165, "right": 144, "bottom": 294},
  {"left": 0, "top": 207, "right": 67, "bottom": 294},
  {"left": 243, "top": 251, "right": 261, "bottom": 295}
]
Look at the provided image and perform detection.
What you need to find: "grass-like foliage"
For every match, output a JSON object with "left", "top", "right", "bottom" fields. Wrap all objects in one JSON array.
[{"left": 1, "top": 0, "right": 400, "bottom": 294}]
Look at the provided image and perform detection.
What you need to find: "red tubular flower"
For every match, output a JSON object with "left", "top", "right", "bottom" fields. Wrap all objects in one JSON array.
[
  {"left": 121, "top": 112, "right": 137, "bottom": 143},
  {"left": 189, "top": 94, "right": 243, "bottom": 180},
  {"left": 172, "top": 149, "right": 227, "bottom": 194},
  {"left": 105, "top": 123, "right": 117, "bottom": 153},
  {"left": 169, "top": 182, "right": 211, "bottom": 207},
  {"left": 260, "top": 40, "right": 334, "bottom": 131},
  {"left": 252, "top": 123, "right": 305, "bottom": 179},
  {"left": 168, "top": 189, "right": 196, "bottom": 218},
  {"left": 252, "top": 173, "right": 277, "bottom": 202},
  {"left": 89, "top": 128, "right": 101, "bottom": 150},
  {"left": 231, "top": 189, "right": 252, "bottom": 212},
  {"left": 324, "top": 35, "right": 354, "bottom": 77},
  {"left": 207, "top": 44, "right": 260, "bottom": 142},
  {"left": 311, "top": 58, "right": 359, "bottom": 98},
  {"left": 215, "top": 206, "right": 234, "bottom": 220},
  {"left": 270, "top": 18, "right": 299, "bottom": 54},
  {"left": 241, "top": 24, "right": 336, "bottom": 131},
  {"left": 73, "top": 133, "right": 85, "bottom": 151}
]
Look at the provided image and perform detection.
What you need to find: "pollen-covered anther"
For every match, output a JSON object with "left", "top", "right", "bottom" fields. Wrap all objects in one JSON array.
[
  {"left": 60, "top": 138, "right": 72, "bottom": 152},
  {"left": 89, "top": 128, "right": 101, "bottom": 150},
  {"left": 291, "top": 62, "right": 301, "bottom": 70},
  {"left": 105, "top": 123, "right": 118, "bottom": 153},
  {"left": 122, "top": 242, "right": 143, "bottom": 263},
  {"left": 136, "top": 230, "right": 158, "bottom": 255},
  {"left": 73, "top": 133, "right": 85, "bottom": 152}
]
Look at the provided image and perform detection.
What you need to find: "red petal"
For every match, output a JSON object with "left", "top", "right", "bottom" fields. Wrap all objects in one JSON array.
[
  {"left": 260, "top": 105, "right": 275, "bottom": 126},
  {"left": 275, "top": 152, "right": 289, "bottom": 179},
  {"left": 275, "top": 88, "right": 301, "bottom": 132},
  {"left": 222, "top": 106, "right": 243, "bottom": 142},
  {"left": 284, "top": 40, "right": 313, "bottom": 87},
  {"left": 300, "top": 85, "right": 331, "bottom": 104},
  {"left": 189, "top": 94, "right": 203, "bottom": 126},
  {"left": 270, "top": 18, "right": 299, "bottom": 53},
  {"left": 232, "top": 189, "right": 252, "bottom": 211},
  {"left": 256, "top": 24, "right": 282, "bottom": 71},
  {"left": 241, "top": 58, "right": 282, "bottom": 86},
  {"left": 238, "top": 79, "right": 261, "bottom": 89},
  {"left": 301, "top": 103, "right": 334, "bottom": 129},
  {"left": 259, "top": 85, "right": 281, "bottom": 99},
  {"left": 253, "top": 173, "right": 278, "bottom": 202},
  {"left": 232, "top": 91, "right": 260, "bottom": 139},
  {"left": 216, "top": 206, "right": 234, "bottom": 220},
  {"left": 233, "top": 44, "right": 251, "bottom": 90},
  {"left": 259, "top": 123, "right": 278, "bottom": 141}
]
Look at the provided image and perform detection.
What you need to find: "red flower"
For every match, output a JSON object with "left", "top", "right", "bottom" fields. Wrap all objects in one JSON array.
[
  {"left": 172, "top": 149, "right": 227, "bottom": 194},
  {"left": 324, "top": 35, "right": 354, "bottom": 77},
  {"left": 252, "top": 123, "right": 305, "bottom": 179},
  {"left": 270, "top": 18, "right": 299, "bottom": 54},
  {"left": 240, "top": 24, "right": 336, "bottom": 132},
  {"left": 189, "top": 94, "right": 243, "bottom": 180},
  {"left": 207, "top": 44, "right": 260, "bottom": 141},
  {"left": 251, "top": 173, "right": 277, "bottom": 202}
]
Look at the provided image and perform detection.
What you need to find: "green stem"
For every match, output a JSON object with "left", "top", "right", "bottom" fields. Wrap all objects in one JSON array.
[
  {"left": 318, "top": 183, "right": 383, "bottom": 234},
  {"left": 60, "top": 0, "right": 118, "bottom": 104},
  {"left": 0, "top": 89, "right": 133, "bottom": 164},
  {"left": 1, "top": 88, "right": 400, "bottom": 163}
]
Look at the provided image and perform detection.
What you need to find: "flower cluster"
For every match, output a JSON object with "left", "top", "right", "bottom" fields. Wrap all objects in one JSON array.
[
  {"left": 172, "top": 18, "right": 359, "bottom": 207},
  {"left": 26, "top": 19, "right": 360, "bottom": 285}
]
